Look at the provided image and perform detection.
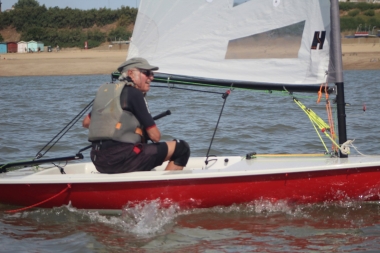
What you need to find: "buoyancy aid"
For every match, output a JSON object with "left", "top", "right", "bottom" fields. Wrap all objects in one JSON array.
[{"left": 88, "top": 82, "right": 143, "bottom": 143}]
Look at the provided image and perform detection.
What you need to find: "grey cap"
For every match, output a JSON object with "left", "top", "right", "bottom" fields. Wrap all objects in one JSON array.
[{"left": 117, "top": 57, "right": 159, "bottom": 73}]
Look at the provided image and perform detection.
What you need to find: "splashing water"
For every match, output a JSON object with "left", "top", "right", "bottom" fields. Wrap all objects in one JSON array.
[{"left": 121, "top": 199, "right": 180, "bottom": 236}]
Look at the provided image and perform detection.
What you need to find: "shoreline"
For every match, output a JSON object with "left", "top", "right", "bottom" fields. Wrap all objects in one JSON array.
[{"left": 0, "top": 42, "right": 380, "bottom": 77}]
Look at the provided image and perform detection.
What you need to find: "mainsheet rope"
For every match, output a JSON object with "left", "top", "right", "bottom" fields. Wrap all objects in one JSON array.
[{"left": 5, "top": 184, "right": 71, "bottom": 213}]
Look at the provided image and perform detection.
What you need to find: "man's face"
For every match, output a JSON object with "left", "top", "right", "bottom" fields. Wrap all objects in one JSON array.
[{"left": 129, "top": 69, "right": 154, "bottom": 93}]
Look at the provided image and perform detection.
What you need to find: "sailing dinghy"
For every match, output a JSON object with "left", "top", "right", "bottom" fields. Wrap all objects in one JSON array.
[{"left": 1, "top": 0, "right": 380, "bottom": 212}]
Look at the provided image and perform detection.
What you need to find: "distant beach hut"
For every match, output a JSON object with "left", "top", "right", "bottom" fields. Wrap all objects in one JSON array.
[
  {"left": 0, "top": 42, "right": 7, "bottom": 54},
  {"left": 37, "top": 41, "right": 44, "bottom": 52},
  {"left": 27, "top": 40, "right": 38, "bottom": 53},
  {"left": 18, "top": 41, "right": 28, "bottom": 53},
  {"left": 7, "top": 42, "right": 17, "bottom": 53}
]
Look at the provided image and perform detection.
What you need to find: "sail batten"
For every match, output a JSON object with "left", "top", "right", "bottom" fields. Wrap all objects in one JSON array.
[{"left": 129, "top": 0, "right": 335, "bottom": 87}]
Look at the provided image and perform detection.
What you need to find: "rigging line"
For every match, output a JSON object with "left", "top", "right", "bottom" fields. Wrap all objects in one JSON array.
[
  {"left": 326, "top": 89, "right": 337, "bottom": 139},
  {"left": 35, "top": 99, "right": 94, "bottom": 159},
  {"left": 35, "top": 99, "right": 93, "bottom": 158},
  {"left": 342, "top": 140, "right": 366, "bottom": 156},
  {"left": 38, "top": 100, "right": 93, "bottom": 158},
  {"left": 318, "top": 83, "right": 338, "bottom": 152},
  {"left": 205, "top": 89, "right": 231, "bottom": 165},
  {"left": 325, "top": 87, "right": 338, "bottom": 152}
]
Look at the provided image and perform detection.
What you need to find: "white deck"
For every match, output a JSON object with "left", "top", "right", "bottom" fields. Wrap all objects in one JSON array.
[{"left": 1, "top": 155, "right": 380, "bottom": 184}]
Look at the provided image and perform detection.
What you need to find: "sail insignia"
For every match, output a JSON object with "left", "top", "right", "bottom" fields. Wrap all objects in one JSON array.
[{"left": 311, "top": 31, "right": 326, "bottom": 50}]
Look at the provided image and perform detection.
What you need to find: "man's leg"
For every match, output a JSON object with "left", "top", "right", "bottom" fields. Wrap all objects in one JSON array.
[{"left": 164, "top": 140, "right": 190, "bottom": 171}]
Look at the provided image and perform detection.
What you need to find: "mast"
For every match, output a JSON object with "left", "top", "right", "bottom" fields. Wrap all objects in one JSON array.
[{"left": 330, "top": 0, "right": 347, "bottom": 158}]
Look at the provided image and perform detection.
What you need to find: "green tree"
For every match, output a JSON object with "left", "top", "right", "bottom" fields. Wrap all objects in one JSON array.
[
  {"left": 118, "top": 14, "right": 132, "bottom": 27},
  {"left": 364, "top": 9, "right": 375, "bottom": 17},
  {"left": 0, "top": 33, "right": 4, "bottom": 41},
  {"left": 108, "top": 26, "right": 131, "bottom": 41},
  {"left": 356, "top": 2, "right": 374, "bottom": 11},
  {"left": 14, "top": 0, "right": 40, "bottom": 9},
  {"left": 0, "top": 4, "right": 137, "bottom": 48},
  {"left": 348, "top": 9, "right": 360, "bottom": 17},
  {"left": 339, "top": 3, "right": 355, "bottom": 11},
  {"left": 21, "top": 26, "right": 45, "bottom": 41}
]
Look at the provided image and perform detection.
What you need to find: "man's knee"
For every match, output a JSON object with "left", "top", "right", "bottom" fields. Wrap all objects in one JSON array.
[{"left": 170, "top": 139, "right": 190, "bottom": 166}]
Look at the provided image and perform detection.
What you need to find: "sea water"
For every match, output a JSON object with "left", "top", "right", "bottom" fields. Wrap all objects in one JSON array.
[{"left": 0, "top": 70, "right": 380, "bottom": 252}]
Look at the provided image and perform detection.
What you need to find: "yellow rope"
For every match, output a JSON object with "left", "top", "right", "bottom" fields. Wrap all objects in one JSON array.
[
  {"left": 293, "top": 98, "right": 344, "bottom": 154},
  {"left": 294, "top": 99, "right": 329, "bottom": 129},
  {"left": 307, "top": 114, "right": 329, "bottom": 153},
  {"left": 251, "top": 153, "right": 328, "bottom": 157}
]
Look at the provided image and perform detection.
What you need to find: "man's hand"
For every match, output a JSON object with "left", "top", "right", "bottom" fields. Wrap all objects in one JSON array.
[{"left": 82, "top": 114, "right": 91, "bottom": 128}]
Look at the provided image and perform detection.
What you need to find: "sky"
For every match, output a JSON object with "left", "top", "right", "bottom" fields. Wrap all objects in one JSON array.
[{"left": 1, "top": 0, "right": 140, "bottom": 11}]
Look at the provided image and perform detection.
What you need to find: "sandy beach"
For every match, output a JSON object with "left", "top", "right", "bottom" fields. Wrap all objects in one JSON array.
[
  {"left": 0, "top": 48, "right": 128, "bottom": 77},
  {"left": 0, "top": 39, "right": 379, "bottom": 77}
]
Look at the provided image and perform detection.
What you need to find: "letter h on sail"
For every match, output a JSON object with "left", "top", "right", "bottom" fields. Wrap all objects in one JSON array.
[{"left": 311, "top": 31, "right": 326, "bottom": 50}]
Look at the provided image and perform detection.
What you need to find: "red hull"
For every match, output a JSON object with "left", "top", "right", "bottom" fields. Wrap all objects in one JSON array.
[{"left": 1, "top": 166, "right": 380, "bottom": 210}]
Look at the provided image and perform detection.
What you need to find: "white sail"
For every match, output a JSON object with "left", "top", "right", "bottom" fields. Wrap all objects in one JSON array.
[{"left": 128, "top": 0, "right": 332, "bottom": 85}]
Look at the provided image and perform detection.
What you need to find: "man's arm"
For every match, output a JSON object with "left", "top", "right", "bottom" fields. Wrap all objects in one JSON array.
[
  {"left": 126, "top": 88, "right": 161, "bottom": 142},
  {"left": 145, "top": 125, "right": 161, "bottom": 143}
]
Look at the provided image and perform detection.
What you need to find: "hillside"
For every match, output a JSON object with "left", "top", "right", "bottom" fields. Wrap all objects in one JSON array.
[
  {"left": 0, "top": 27, "right": 21, "bottom": 42},
  {"left": 0, "top": 4, "right": 137, "bottom": 48}
]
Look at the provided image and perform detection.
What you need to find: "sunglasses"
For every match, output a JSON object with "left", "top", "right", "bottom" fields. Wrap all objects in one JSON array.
[{"left": 139, "top": 69, "right": 154, "bottom": 77}]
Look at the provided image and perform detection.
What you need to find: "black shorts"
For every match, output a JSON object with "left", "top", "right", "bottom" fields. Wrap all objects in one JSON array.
[{"left": 90, "top": 142, "right": 168, "bottom": 174}]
